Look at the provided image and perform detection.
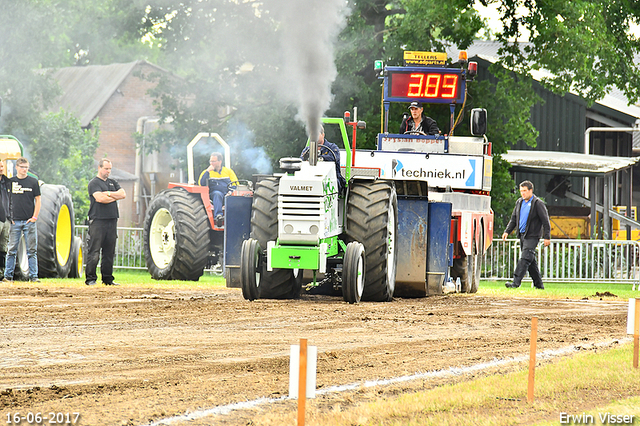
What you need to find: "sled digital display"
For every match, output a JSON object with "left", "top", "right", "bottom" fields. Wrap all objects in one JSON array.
[{"left": 387, "top": 69, "right": 464, "bottom": 104}]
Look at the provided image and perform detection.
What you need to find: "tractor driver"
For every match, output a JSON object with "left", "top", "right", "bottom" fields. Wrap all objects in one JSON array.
[
  {"left": 198, "top": 152, "right": 239, "bottom": 226},
  {"left": 399, "top": 101, "right": 440, "bottom": 135},
  {"left": 300, "top": 125, "right": 345, "bottom": 194}
]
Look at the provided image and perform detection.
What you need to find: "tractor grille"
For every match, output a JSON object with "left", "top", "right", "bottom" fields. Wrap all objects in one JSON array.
[{"left": 278, "top": 194, "right": 324, "bottom": 219}]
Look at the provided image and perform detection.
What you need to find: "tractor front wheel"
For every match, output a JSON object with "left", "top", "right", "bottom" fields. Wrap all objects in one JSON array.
[
  {"left": 241, "top": 238, "right": 261, "bottom": 301},
  {"left": 68, "top": 236, "right": 84, "bottom": 279},
  {"left": 342, "top": 242, "right": 365, "bottom": 304},
  {"left": 249, "top": 177, "right": 301, "bottom": 299}
]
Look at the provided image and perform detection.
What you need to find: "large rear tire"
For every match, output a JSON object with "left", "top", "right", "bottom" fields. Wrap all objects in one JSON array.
[
  {"left": 345, "top": 180, "right": 398, "bottom": 302},
  {"left": 249, "top": 178, "right": 300, "bottom": 299},
  {"left": 143, "top": 188, "right": 210, "bottom": 281},
  {"left": 37, "top": 184, "right": 75, "bottom": 278}
]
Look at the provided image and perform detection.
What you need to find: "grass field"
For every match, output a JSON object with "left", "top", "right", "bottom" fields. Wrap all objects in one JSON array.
[
  {"left": 298, "top": 343, "right": 640, "bottom": 425},
  {"left": 43, "top": 269, "right": 640, "bottom": 301}
]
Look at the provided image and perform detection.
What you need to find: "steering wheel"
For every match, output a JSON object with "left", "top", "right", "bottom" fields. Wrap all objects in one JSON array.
[
  {"left": 302, "top": 145, "right": 338, "bottom": 163},
  {"left": 226, "top": 180, "right": 242, "bottom": 192},
  {"left": 403, "top": 130, "right": 428, "bottom": 136},
  {"left": 318, "top": 145, "right": 338, "bottom": 163}
]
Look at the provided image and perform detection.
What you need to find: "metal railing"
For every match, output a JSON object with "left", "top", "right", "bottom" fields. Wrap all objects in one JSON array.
[
  {"left": 484, "top": 238, "right": 640, "bottom": 283},
  {"left": 76, "top": 225, "right": 146, "bottom": 270},
  {"left": 74, "top": 226, "right": 640, "bottom": 284}
]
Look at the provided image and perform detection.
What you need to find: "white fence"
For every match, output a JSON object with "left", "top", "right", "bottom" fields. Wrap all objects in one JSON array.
[
  {"left": 485, "top": 238, "right": 640, "bottom": 283},
  {"left": 75, "top": 225, "right": 146, "bottom": 270},
  {"left": 75, "top": 226, "right": 640, "bottom": 284}
]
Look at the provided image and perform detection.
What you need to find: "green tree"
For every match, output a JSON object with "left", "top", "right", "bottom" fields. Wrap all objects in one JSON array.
[
  {"left": 29, "top": 111, "right": 100, "bottom": 223},
  {"left": 484, "top": 0, "right": 640, "bottom": 103}
]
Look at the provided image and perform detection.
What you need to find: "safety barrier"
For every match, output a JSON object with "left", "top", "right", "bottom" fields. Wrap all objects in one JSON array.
[
  {"left": 75, "top": 226, "right": 223, "bottom": 274},
  {"left": 75, "top": 226, "right": 640, "bottom": 284},
  {"left": 75, "top": 225, "right": 146, "bottom": 270},
  {"left": 484, "top": 238, "right": 640, "bottom": 283}
]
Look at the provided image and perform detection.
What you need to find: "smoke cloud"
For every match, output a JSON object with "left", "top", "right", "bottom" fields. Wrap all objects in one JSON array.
[{"left": 264, "top": 0, "right": 349, "bottom": 142}]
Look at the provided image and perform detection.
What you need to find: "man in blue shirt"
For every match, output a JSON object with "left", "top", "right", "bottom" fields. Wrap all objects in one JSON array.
[{"left": 501, "top": 180, "right": 551, "bottom": 289}]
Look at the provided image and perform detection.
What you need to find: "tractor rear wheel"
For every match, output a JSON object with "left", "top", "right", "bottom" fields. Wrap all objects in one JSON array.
[
  {"left": 143, "top": 188, "right": 210, "bottom": 281},
  {"left": 345, "top": 180, "right": 398, "bottom": 302},
  {"left": 342, "top": 242, "right": 365, "bottom": 304},
  {"left": 249, "top": 177, "right": 300, "bottom": 299},
  {"left": 37, "top": 184, "right": 75, "bottom": 278}
]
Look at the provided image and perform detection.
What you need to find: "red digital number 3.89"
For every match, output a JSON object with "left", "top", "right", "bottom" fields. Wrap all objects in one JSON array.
[{"left": 407, "top": 73, "right": 458, "bottom": 99}]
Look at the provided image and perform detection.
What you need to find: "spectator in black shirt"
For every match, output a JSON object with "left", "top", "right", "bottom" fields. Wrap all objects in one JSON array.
[
  {"left": 85, "top": 159, "right": 126, "bottom": 286},
  {"left": 4, "top": 157, "right": 40, "bottom": 283}
]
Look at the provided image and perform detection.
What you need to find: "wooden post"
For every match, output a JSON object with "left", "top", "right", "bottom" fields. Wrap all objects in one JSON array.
[
  {"left": 634, "top": 300, "right": 640, "bottom": 369},
  {"left": 528, "top": 317, "right": 538, "bottom": 403},
  {"left": 297, "top": 338, "right": 308, "bottom": 426}
]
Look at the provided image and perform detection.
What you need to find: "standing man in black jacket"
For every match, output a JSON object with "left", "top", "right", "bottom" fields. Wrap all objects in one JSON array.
[
  {"left": 502, "top": 180, "right": 551, "bottom": 289},
  {"left": 85, "top": 159, "right": 126, "bottom": 286}
]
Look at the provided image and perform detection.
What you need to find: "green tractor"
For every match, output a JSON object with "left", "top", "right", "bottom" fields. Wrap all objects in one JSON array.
[{"left": 241, "top": 117, "right": 398, "bottom": 303}]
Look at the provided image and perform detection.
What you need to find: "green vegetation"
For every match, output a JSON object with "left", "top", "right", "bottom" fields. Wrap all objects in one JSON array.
[
  {"left": 2, "top": 1, "right": 640, "bottom": 231},
  {"left": 301, "top": 343, "right": 640, "bottom": 425},
  {"left": 479, "top": 280, "right": 640, "bottom": 301},
  {"left": 41, "top": 269, "right": 227, "bottom": 289},
  {"left": 32, "top": 272, "right": 640, "bottom": 302}
]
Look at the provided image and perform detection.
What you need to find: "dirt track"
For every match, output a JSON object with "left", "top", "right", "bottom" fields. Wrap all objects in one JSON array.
[{"left": 0, "top": 284, "right": 629, "bottom": 425}]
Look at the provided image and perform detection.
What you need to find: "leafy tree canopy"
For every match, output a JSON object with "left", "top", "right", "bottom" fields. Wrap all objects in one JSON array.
[
  {"left": 2, "top": 0, "right": 640, "bottom": 230},
  {"left": 480, "top": 0, "right": 640, "bottom": 103}
]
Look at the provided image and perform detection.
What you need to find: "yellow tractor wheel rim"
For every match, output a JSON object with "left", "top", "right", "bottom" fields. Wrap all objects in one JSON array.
[{"left": 56, "top": 204, "right": 72, "bottom": 265}]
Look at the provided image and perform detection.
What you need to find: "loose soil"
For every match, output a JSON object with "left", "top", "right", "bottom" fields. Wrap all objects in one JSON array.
[{"left": 0, "top": 284, "right": 629, "bottom": 425}]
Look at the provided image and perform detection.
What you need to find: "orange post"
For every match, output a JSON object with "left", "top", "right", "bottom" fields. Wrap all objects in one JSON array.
[
  {"left": 634, "top": 300, "right": 640, "bottom": 369},
  {"left": 297, "top": 338, "right": 308, "bottom": 426},
  {"left": 528, "top": 317, "right": 538, "bottom": 403}
]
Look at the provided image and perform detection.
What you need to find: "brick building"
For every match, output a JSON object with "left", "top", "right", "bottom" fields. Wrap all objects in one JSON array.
[{"left": 52, "top": 61, "right": 174, "bottom": 226}]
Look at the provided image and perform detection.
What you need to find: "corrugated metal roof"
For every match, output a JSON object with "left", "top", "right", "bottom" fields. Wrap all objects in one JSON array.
[
  {"left": 51, "top": 61, "right": 139, "bottom": 127},
  {"left": 502, "top": 150, "right": 640, "bottom": 176},
  {"left": 446, "top": 41, "right": 640, "bottom": 120}
]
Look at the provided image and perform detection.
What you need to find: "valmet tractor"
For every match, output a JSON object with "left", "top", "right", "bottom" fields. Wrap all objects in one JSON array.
[
  {"left": 240, "top": 50, "right": 493, "bottom": 302},
  {"left": 240, "top": 117, "right": 397, "bottom": 303}
]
